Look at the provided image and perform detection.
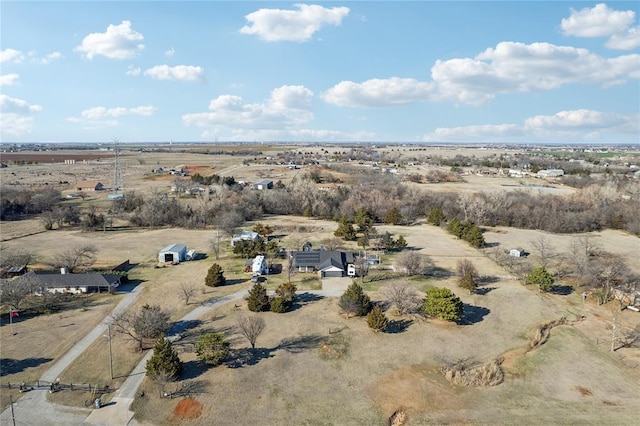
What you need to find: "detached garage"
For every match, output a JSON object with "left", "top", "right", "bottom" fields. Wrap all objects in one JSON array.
[{"left": 159, "top": 244, "right": 187, "bottom": 264}]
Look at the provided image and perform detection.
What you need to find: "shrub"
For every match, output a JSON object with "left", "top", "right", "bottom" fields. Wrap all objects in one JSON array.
[
  {"left": 339, "top": 282, "right": 371, "bottom": 318},
  {"left": 247, "top": 282, "right": 270, "bottom": 312},
  {"left": 525, "top": 266, "right": 554, "bottom": 292},
  {"left": 423, "top": 287, "right": 463, "bottom": 322},
  {"left": 146, "top": 337, "right": 183, "bottom": 379},
  {"left": 458, "top": 272, "right": 478, "bottom": 295},
  {"left": 366, "top": 305, "right": 388, "bottom": 332},
  {"left": 275, "top": 282, "right": 297, "bottom": 302},
  {"left": 205, "top": 263, "right": 226, "bottom": 287},
  {"left": 269, "top": 297, "right": 290, "bottom": 313},
  {"left": 195, "top": 333, "right": 230, "bottom": 366}
]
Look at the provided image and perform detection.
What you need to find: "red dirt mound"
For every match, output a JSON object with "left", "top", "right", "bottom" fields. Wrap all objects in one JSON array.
[{"left": 173, "top": 398, "right": 203, "bottom": 420}]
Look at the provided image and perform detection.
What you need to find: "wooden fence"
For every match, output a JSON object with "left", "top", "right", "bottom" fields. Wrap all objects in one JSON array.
[{"left": 0, "top": 380, "right": 110, "bottom": 394}]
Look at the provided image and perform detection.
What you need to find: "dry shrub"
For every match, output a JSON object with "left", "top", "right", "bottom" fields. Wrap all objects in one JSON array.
[
  {"left": 529, "top": 317, "right": 567, "bottom": 350},
  {"left": 173, "top": 398, "right": 203, "bottom": 420},
  {"left": 442, "top": 357, "right": 504, "bottom": 387},
  {"left": 388, "top": 408, "right": 409, "bottom": 426}
]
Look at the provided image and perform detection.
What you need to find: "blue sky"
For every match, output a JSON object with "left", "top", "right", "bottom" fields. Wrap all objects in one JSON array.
[{"left": 1, "top": 1, "right": 639, "bottom": 144}]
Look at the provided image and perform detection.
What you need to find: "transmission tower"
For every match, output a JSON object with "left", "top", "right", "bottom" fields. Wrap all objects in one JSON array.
[{"left": 113, "top": 139, "right": 123, "bottom": 195}]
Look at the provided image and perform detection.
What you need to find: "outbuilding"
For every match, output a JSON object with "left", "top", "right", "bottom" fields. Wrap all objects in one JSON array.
[
  {"left": 158, "top": 244, "right": 187, "bottom": 264},
  {"left": 509, "top": 248, "right": 526, "bottom": 257},
  {"left": 255, "top": 179, "right": 273, "bottom": 190}
]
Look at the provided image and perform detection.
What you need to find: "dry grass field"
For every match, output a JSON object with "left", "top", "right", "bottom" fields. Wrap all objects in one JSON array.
[{"left": 2, "top": 147, "right": 640, "bottom": 424}]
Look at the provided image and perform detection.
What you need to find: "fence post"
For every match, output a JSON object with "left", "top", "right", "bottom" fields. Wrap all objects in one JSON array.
[
  {"left": 70, "top": 383, "right": 73, "bottom": 391},
  {"left": 8, "top": 382, "right": 11, "bottom": 390}
]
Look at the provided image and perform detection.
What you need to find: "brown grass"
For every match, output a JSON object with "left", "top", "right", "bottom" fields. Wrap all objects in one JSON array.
[
  {"left": 441, "top": 357, "right": 505, "bottom": 387},
  {"left": 576, "top": 386, "right": 593, "bottom": 396},
  {"left": 388, "top": 408, "right": 409, "bottom": 426},
  {"left": 529, "top": 317, "right": 567, "bottom": 350}
]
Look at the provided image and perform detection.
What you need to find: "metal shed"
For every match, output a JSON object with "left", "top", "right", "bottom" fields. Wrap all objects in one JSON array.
[{"left": 159, "top": 244, "right": 187, "bottom": 263}]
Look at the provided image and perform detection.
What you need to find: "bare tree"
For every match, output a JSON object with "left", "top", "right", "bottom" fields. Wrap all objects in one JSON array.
[
  {"left": 354, "top": 256, "right": 370, "bottom": 282},
  {"left": 321, "top": 237, "right": 344, "bottom": 251},
  {"left": 208, "top": 229, "right": 222, "bottom": 260},
  {"left": 217, "top": 210, "right": 245, "bottom": 237},
  {"left": 0, "top": 275, "right": 36, "bottom": 310},
  {"left": 53, "top": 244, "right": 98, "bottom": 273},
  {"left": 0, "top": 247, "right": 32, "bottom": 270},
  {"left": 178, "top": 283, "right": 197, "bottom": 305},
  {"left": 588, "top": 253, "right": 631, "bottom": 304},
  {"left": 112, "top": 304, "right": 171, "bottom": 351},
  {"left": 236, "top": 315, "right": 266, "bottom": 349},
  {"left": 396, "top": 251, "right": 433, "bottom": 276},
  {"left": 384, "top": 282, "right": 421, "bottom": 315},
  {"left": 455, "top": 259, "right": 478, "bottom": 280},
  {"left": 529, "top": 235, "right": 557, "bottom": 269}
]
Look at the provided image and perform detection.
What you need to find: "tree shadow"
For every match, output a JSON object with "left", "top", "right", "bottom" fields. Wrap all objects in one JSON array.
[
  {"left": 0, "top": 357, "right": 53, "bottom": 376},
  {"left": 289, "top": 292, "right": 324, "bottom": 312},
  {"left": 484, "top": 242, "right": 500, "bottom": 248},
  {"left": 115, "top": 279, "right": 144, "bottom": 293},
  {"left": 225, "top": 278, "right": 250, "bottom": 286},
  {"left": 225, "top": 347, "right": 274, "bottom": 368},
  {"left": 550, "top": 285, "right": 574, "bottom": 296},
  {"left": 475, "top": 286, "right": 497, "bottom": 296},
  {"left": 479, "top": 275, "right": 500, "bottom": 284},
  {"left": 426, "top": 267, "right": 453, "bottom": 279},
  {"left": 276, "top": 334, "right": 325, "bottom": 353},
  {"left": 169, "top": 319, "right": 203, "bottom": 336},
  {"left": 386, "top": 319, "right": 413, "bottom": 334},
  {"left": 459, "top": 304, "right": 491, "bottom": 325},
  {"left": 179, "top": 360, "right": 210, "bottom": 380},
  {"left": 172, "top": 379, "right": 209, "bottom": 397}
]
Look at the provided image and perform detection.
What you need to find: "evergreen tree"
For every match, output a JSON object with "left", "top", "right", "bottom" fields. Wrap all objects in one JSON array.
[
  {"left": 195, "top": 333, "right": 230, "bottom": 366},
  {"left": 269, "top": 297, "right": 289, "bottom": 313},
  {"left": 395, "top": 234, "right": 408, "bottom": 249},
  {"left": 446, "top": 217, "right": 463, "bottom": 238},
  {"left": 525, "top": 266, "right": 555, "bottom": 292},
  {"left": 205, "top": 263, "right": 226, "bottom": 287},
  {"left": 276, "top": 282, "right": 297, "bottom": 302},
  {"left": 464, "top": 225, "right": 485, "bottom": 248},
  {"left": 366, "top": 305, "right": 388, "bottom": 332},
  {"left": 423, "top": 287, "right": 463, "bottom": 322},
  {"left": 247, "top": 282, "right": 270, "bottom": 312},
  {"left": 334, "top": 215, "right": 357, "bottom": 240},
  {"left": 384, "top": 207, "right": 402, "bottom": 225},
  {"left": 339, "top": 282, "right": 371, "bottom": 318},
  {"left": 146, "top": 337, "right": 183, "bottom": 380},
  {"left": 427, "top": 207, "right": 446, "bottom": 226}
]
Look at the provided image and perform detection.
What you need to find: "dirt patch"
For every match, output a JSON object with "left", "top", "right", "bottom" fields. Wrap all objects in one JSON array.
[
  {"left": 575, "top": 386, "right": 592, "bottom": 396},
  {"left": 367, "top": 364, "right": 470, "bottom": 420},
  {"left": 172, "top": 398, "right": 203, "bottom": 420}
]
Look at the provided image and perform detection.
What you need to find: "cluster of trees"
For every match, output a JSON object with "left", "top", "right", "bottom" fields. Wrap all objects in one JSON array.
[
  {"left": 339, "top": 281, "right": 466, "bottom": 331},
  {"left": 445, "top": 217, "right": 485, "bottom": 248},
  {"left": 246, "top": 282, "right": 298, "bottom": 313}
]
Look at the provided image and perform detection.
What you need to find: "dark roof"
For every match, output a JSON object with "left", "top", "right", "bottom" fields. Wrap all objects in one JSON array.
[
  {"left": 9, "top": 271, "right": 121, "bottom": 289},
  {"left": 292, "top": 251, "right": 354, "bottom": 270}
]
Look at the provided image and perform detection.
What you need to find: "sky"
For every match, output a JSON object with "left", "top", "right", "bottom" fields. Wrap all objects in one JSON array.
[{"left": 1, "top": 1, "right": 639, "bottom": 144}]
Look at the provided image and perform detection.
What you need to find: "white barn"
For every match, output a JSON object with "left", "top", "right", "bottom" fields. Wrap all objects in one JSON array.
[
  {"left": 159, "top": 244, "right": 187, "bottom": 263},
  {"left": 252, "top": 255, "right": 268, "bottom": 275}
]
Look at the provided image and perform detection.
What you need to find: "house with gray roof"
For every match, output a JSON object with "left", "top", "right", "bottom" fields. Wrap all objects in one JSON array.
[
  {"left": 291, "top": 250, "right": 356, "bottom": 278},
  {"left": 1, "top": 271, "right": 122, "bottom": 295}
]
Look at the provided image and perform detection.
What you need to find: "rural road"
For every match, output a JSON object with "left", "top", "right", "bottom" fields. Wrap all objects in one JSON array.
[{"left": 2, "top": 283, "right": 344, "bottom": 426}]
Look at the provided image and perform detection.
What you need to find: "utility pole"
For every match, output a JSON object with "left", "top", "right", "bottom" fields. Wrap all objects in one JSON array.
[{"left": 105, "top": 324, "right": 114, "bottom": 379}]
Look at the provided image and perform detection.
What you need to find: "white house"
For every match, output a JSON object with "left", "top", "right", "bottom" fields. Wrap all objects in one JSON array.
[
  {"left": 231, "top": 231, "right": 260, "bottom": 246},
  {"left": 158, "top": 244, "right": 187, "bottom": 263},
  {"left": 537, "top": 169, "right": 564, "bottom": 178},
  {"left": 252, "top": 255, "right": 268, "bottom": 275}
]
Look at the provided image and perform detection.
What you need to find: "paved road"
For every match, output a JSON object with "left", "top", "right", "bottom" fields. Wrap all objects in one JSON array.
[{"left": 0, "top": 284, "right": 143, "bottom": 426}]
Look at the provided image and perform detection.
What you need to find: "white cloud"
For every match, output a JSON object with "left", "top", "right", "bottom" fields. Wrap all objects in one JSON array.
[
  {"left": 201, "top": 128, "right": 374, "bottom": 142},
  {"left": 164, "top": 47, "right": 175, "bottom": 57},
  {"left": 30, "top": 51, "right": 63, "bottom": 64},
  {"left": 561, "top": 3, "right": 635, "bottom": 37},
  {"left": 0, "top": 95, "right": 42, "bottom": 137},
  {"left": 0, "top": 48, "right": 24, "bottom": 64},
  {"left": 240, "top": 4, "right": 349, "bottom": 42},
  {"left": 143, "top": 65, "right": 205, "bottom": 82},
  {"left": 322, "top": 77, "right": 436, "bottom": 107},
  {"left": 126, "top": 65, "right": 141, "bottom": 76},
  {"left": 0, "top": 73, "right": 20, "bottom": 86},
  {"left": 68, "top": 104, "right": 156, "bottom": 128},
  {"left": 324, "top": 42, "right": 640, "bottom": 107},
  {"left": 561, "top": 4, "right": 640, "bottom": 50},
  {"left": 75, "top": 20, "right": 144, "bottom": 59},
  {"left": 183, "top": 85, "right": 314, "bottom": 131},
  {"left": 422, "top": 109, "right": 638, "bottom": 143},
  {"left": 605, "top": 26, "right": 640, "bottom": 50}
]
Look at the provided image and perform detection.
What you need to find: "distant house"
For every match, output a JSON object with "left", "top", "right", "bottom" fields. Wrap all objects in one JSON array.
[
  {"left": 537, "top": 169, "right": 564, "bottom": 178},
  {"left": 158, "top": 244, "right": 187, "bottom": 264},
  {"left": 76, "top": 181, "right": 104, "bottom": 191},
  {"left": 509, "top": 248, "right": 526, "bottom": 257},
  {"left": 1, "top": 271, "right": 121, "bottom": 294},
  {"left": 291, "top": 250, "right": 356, "bottom": 278},
  {"left": 231, "top": 231, "right": 260, "bottom": 246},
  {"left": 255, "top": 179, "right": 273, "bottom": 190}
]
